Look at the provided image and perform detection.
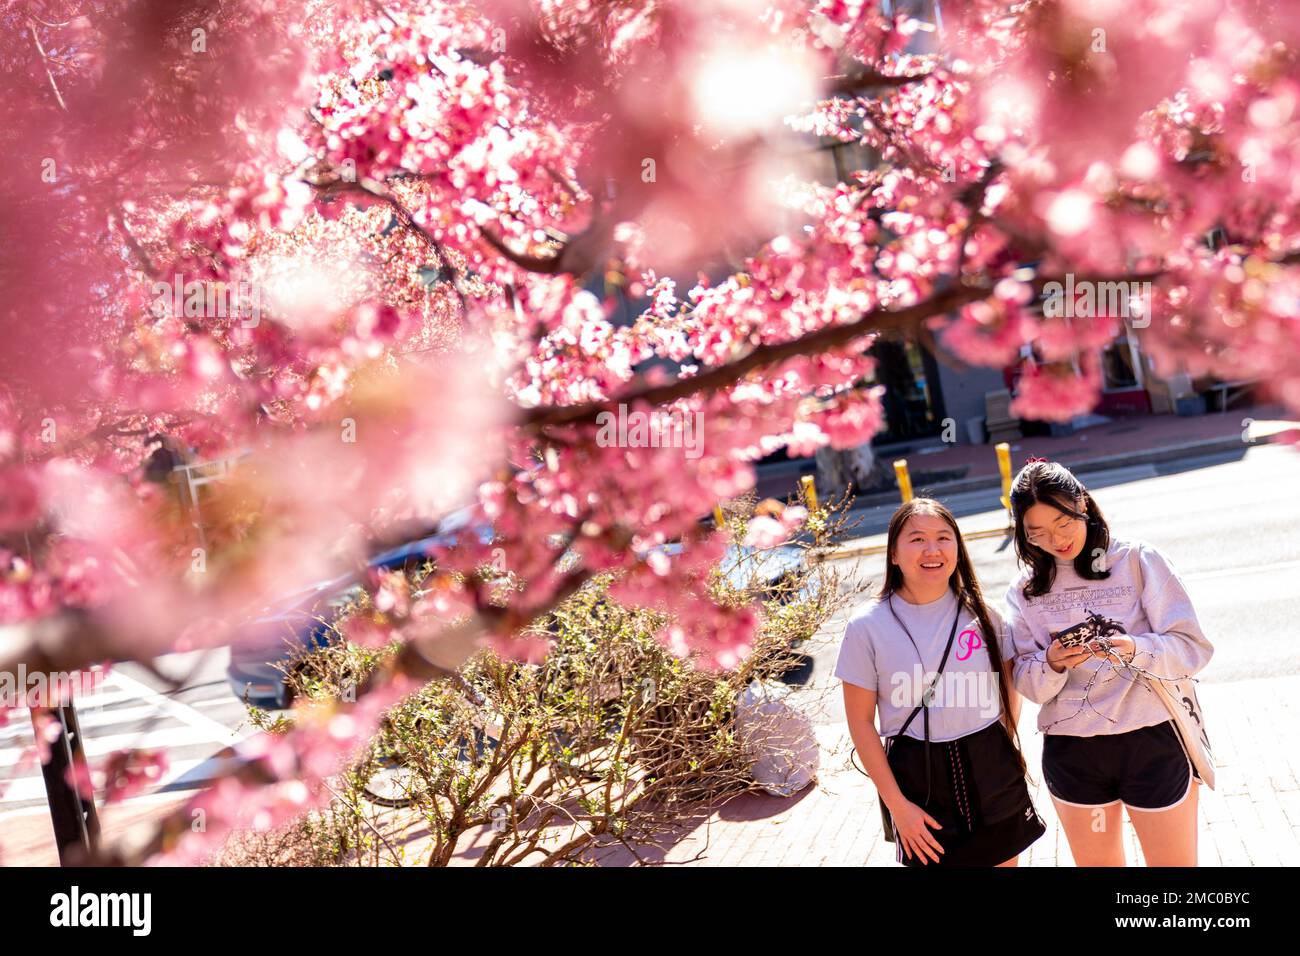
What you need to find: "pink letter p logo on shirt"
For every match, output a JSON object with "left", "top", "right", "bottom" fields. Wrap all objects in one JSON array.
[{"left": 955, "top": 629, "right": 982, "bottom": 661}]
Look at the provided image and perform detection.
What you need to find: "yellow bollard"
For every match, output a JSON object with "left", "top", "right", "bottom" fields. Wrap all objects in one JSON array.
[
  {"left": 800, "top": 474, "right": 818, "bottom": 512},
  {"left": 996, "top": 442, "right": 1013, "bottom": 514},
  {"left": 894, "top": 459, "right": 913, "bottom": 504}
]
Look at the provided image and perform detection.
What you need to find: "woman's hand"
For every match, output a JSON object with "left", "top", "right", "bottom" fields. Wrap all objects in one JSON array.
[
  {"left": 1092, "top": 634, "right": 1136, "bottom": 663},
  {"left": 890, "top": 798, "right": 945, "bottom": 864},
  {"left": 1046, "top": 638, "right": 1095, "bottom": 673}
]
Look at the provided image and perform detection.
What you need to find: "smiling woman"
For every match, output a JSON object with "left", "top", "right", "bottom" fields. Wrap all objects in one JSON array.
[
  {"left": 836, "top": 497, "right": 1046, "bottom": 868},
  {"left": 1009, "top": 462, "right": 1112, "bottom": 597}
]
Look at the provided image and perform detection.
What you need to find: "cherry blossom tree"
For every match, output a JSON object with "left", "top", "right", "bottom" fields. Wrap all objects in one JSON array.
[{"left": 1, "top": 0, "right": 1298, "bottom": 862}]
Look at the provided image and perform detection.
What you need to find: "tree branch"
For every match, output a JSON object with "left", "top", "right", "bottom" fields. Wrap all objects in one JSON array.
[
  {"left": 824, "top": 67, "right": 935, "bottom": 96},
  {"left": 29, "top": 20, "right": 68, "bottom": 112},
  {"left": 316, "top": 178, "right": 469, "bottom": 318},
  {"left": 112, "top": 209, "right": 158, "bottom": 279},
  {"left": 518, "top": 280, "right": 995, "bottom": 435}
]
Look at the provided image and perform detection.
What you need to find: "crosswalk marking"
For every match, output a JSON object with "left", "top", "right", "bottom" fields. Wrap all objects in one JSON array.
[
  {"left": 0, "top": 726, "right": 239, "bottom": 769},
  {"left": 1, "top": 703, "right": 176, "bottom": 742},
  {"left": 107, "top": 669, "right": 244, "bottom": 748},
  {"left": 0, "top": 667, "right": 256, "bottom": 813},
  {"left": 0, "top": 756, "right": 233, "bottom": 807},
  {"left": 3, "top": 688, "right": 143, "bottom": 721},
  {"left": 187, "top": 696, "right": 250, "bottom": 711}
]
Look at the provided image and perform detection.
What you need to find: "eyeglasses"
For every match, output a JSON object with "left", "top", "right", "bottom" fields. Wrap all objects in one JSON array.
[{"left": 1025, "top": 516, "right": 1083, "bottom": 547}]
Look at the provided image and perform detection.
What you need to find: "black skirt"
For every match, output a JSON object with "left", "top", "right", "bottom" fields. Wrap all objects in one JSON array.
[{"left": 885, "top": 719, "right": 1046, "bottom": 867}]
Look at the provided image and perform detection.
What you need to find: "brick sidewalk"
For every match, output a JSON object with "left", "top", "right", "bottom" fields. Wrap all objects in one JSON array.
[
  {"left": 588, "top": 674, "right": 1300, "bottom": 867},
  {"left": 0, "top": 792, "right": 193, "bottom": 867}
]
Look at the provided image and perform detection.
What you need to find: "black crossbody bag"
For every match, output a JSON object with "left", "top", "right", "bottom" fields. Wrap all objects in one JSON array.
[{"left": 878, "top": 605, "right": 963, "bottom": 843}]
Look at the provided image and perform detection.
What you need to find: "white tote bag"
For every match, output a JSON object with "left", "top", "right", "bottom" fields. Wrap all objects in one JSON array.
[
  {"left": 1143, "top": 673, "right": 1216, "bottom": 790},
  {"left": 1132, "top": 557, "right": 1216, "bottom": 789}
]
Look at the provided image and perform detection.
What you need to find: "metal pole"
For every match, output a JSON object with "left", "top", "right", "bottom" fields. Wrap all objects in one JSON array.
[
  {"left": 800, "top": 474, "right": 818, "bottom": 512},
  {"left": 996, "top": 442, "right": 1013, "bottom": 517},
  {"left": 33, "top": 702, "right": 101, "bottom": 865}
]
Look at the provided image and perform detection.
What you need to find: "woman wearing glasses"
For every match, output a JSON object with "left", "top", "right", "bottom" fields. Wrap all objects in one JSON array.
[
  {"left": 1004, "top": 460, "right": 1214, "bottom": 866},
  {"left": 836, "top": 498, "right": 1046, "bottom": 866}
]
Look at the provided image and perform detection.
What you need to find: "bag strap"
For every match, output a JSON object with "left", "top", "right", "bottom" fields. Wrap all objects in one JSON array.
[{"left": 893, "top": 602, "right": 964, "bottom": 741}]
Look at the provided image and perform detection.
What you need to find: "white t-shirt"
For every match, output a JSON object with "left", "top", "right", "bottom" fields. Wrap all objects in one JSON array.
[{"left": 834, "top": 589, "right": 1017, "bottom": 743}]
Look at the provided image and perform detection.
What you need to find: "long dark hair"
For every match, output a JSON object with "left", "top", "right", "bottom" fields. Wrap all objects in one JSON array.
[
  {"left": 1010, "top": 461, "right": 1112, "bottom": 599},
  {"left": 878, "top": 498, "right": 1026, "bottom": 775}
]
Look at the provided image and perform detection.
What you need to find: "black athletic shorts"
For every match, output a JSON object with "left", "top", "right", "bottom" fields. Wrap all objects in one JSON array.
[
  {"left": 885, "top": 719, "right": 1046, "bottom": 867},
  {"left": 1042, "top": 720, "right": 1199, "bottom": 812}
]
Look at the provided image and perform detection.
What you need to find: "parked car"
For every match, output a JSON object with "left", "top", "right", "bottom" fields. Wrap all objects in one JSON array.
[
  {"left": 226, "top": 507, "right": 491, "bottom": 709},
  {"left": 638, "top": 540, "right": 818, "bottom": 685},
  {"left": 653, "top": 539, "right": 813, "bottom": 605}
]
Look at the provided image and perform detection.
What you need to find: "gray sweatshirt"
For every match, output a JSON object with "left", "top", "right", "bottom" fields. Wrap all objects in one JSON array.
[{"left": 1003, "top": 538, "right": 1214, "bottom": 736}]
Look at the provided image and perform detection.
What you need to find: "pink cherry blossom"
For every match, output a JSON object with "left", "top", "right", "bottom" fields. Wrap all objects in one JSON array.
[{"left": 1, "top": 0, "right": 1299, "bottom": 865}]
